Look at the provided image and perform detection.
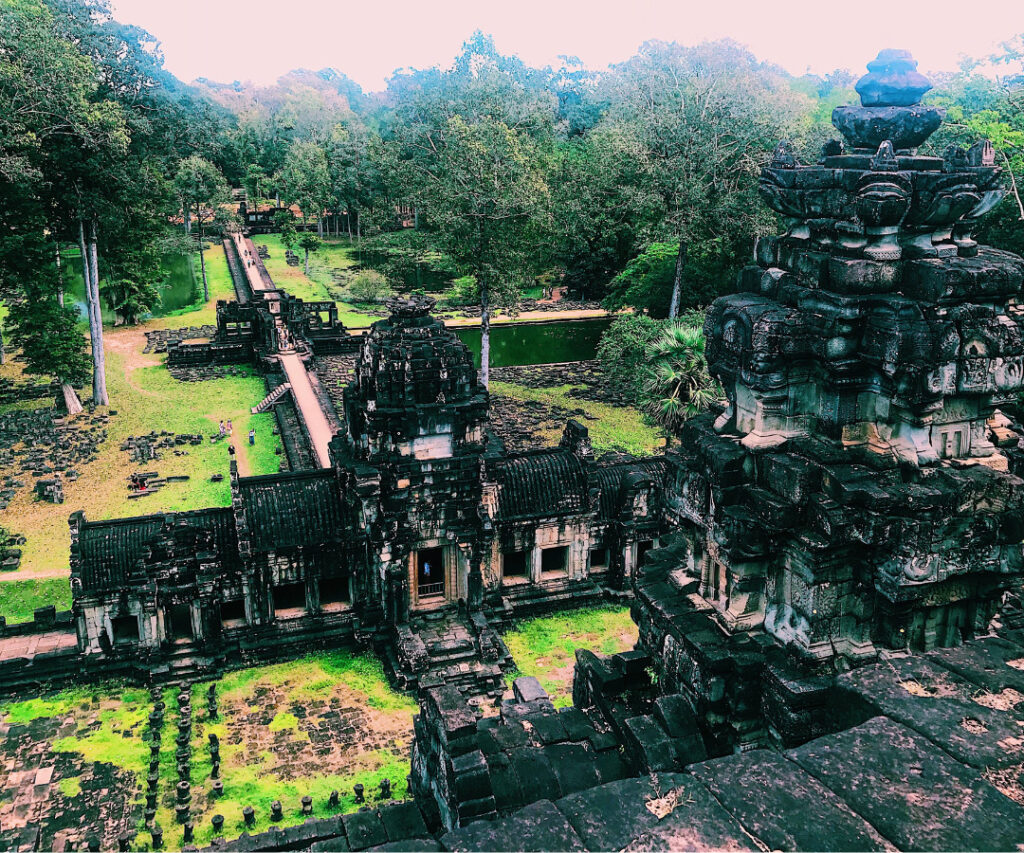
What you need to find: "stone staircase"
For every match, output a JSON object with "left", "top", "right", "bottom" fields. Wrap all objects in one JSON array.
[
  {"left": 385, "top": 609, "right": 514, "bottom": 703},
  {"left": 146, "top": 640, "right": 224, "bottom": 684},
  {"left": 251, "top": 382, "right": 291, "bottom": 414}
]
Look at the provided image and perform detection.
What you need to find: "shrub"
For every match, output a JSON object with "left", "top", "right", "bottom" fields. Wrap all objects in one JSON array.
[
  {"left": 596, "top": 313, "right": 666, "bottom": 404},
  {"left": 346, "top": 270, "right": 394, "bottom": 303},
  {"left": 440, "top": 275, "right": 479, "bottom": 307}
]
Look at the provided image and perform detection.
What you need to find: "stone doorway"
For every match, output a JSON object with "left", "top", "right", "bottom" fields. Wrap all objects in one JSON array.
[
  {"left": 165, "top": 604, "right": 193, "bottom": 642},
  {"left": 416, "top": 547, "right": 445, "bottom": 600}
]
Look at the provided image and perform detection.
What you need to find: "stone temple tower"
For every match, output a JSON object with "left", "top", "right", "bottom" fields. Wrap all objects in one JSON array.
[
  {"left": 333, "top": 295, "right": 492, "bottom": 621},
  {"left": 659, "top": 50, "right": 1024, "bottom": 665}
]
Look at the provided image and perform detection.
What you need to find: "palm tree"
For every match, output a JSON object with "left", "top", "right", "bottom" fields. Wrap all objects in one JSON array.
[{"left": 642, "top": 322, "right": 720, "bottom": 441}]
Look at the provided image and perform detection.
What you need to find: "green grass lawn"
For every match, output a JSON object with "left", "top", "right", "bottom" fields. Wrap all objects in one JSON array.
[
  {"left": 0, "top": 651, "right": 417, "bottom": 850},
  {"left": 489, "top": 381, "right": 664, "bottom": 456},
  {"left": 251, "top": 235, "right": 383, "bottom": 328},
  {"left": 0, "top": 244, "right": 281, "bottom": 619},
  {"left": 503, "top": 606, "right": 638, "bottom": 707}
]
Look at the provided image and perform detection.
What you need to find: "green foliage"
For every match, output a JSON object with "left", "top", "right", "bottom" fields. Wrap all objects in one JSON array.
[
  {"left": 278, "top": 141, "right": 332, "bottom": 225},
  {"left": 274, "top": 210, "right": 298, "bottom": 251},
  {"left": 7, "top": 292, "right": 90, "bottom": 387},
  {"left": 440, "top": 275, "right": 480, "bottom": 307},
  {"left": 383, "top": 32, "right": 555, "bottom": 358},
  {"left": 502, "top": 606, "right": 637, "bottom": 707},
  {"left": 298, "top": 233, "right": 322, "bottom": 254},
  {"left": 346, "top": 270, "right": 393, "bottom": 303},
  {"left": 595, "top": 314, "right": 666, "bottom": 404},
  {"left": 641, "top": 322, "right": 720, "bottom": 434}
]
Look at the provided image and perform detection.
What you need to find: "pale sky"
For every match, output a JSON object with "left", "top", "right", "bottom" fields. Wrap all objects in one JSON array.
[{"left": 110, "top": 0, "right": 1024, "bottom": 92}]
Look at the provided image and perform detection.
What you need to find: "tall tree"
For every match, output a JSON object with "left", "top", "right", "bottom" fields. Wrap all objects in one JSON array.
[
  {"left": 383, "top": 33, "right": 555, "bottom": 386},
  {"left": 598, "top": 40, "right": 809, "bottom": 317},
  {"left": 174, "top": 155, "right": 231, "bottom": 300},
  {"left": 278, "top": 140, "right": 332, "bottom": 237}
]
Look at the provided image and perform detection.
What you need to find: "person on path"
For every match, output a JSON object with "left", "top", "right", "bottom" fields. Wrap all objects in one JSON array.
[
  {"left": 226, "top": 419, "right": 233, "bottom": 436},
  {"left": 218, "top": 420, "right": 226, "bottom": 438},
  {"left": 249, "top": 428, "right": 256, "bottom": 446}
]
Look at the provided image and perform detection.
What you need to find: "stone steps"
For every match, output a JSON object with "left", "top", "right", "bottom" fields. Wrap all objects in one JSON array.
[{"left": 388, "top": 609, "right": 514, "bottom": 701}]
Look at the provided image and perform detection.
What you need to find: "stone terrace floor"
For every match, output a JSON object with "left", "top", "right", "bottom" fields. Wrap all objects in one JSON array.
[
  {"left": 0, "top": 629, "right": 77, "bottom": 662},
  {"left": 439, "top": 632, "right": 1024, "bottom": 852}
]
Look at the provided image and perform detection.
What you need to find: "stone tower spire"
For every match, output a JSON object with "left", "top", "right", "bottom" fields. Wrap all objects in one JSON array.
[{"left": 656, "top": 51, "right": 1024, "bottom": 665}]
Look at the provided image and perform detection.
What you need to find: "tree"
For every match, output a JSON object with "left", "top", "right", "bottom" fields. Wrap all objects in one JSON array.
[
  {"left": 600, "top": 242, "right": 725, "bottom": 317},
  {"left": 597, "top": 40, "right": 809, "bottom": 317},
  {"left": 0, "top": 0, "right": 131, "bottom": 405},
  {"left": 6, "top": 254, "right": 90, "bottom": 414},
  {"left": 383, "top": 33, "right": 555, "bottom": 386},
  {"left": 641, "top": 322, "right": 719, "bottom": 439},
  {"left": 278, "top": 140, "right": 331, "bottom": 237},
  {"left": 273, "top": 210, "right": 298, "bottom": 252},
  {"left": 174, "top": 155, "right": 231, "bottom": 301},
  {"left": 298, "top": 232, "right": 321, "bottom": 276}
]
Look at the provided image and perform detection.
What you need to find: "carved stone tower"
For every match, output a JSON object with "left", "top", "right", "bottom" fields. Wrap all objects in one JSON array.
[
  {"left": 333, "top": 296, "right": 491, "bottom": 616},
  {"left": 659, "top": 51, "right": 1024, "bottom": 664}
]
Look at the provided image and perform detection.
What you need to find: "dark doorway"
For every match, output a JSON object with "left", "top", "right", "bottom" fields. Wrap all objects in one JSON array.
[
  {"left": 274, "top": 582, "right": 307, "bottom": 618},
  {"left": 541, "top": 546, "right": 568, "bottom": 577},
  {"left": 417, "top": 547, "right": 445, "bottom": 599},
  {"left": 637, "top": 540, "right": 655, "bottom": 565},
  {"left": 112, "top": 615, "right": 139, "bottom": 645},
  {"left": 165, "top": 604, "right": 193, "bottom": 641},
  {"left": 503, "top": 550, "right": 528, "bottom": 581},
  {"left": 590, "top": 547, "right": 610, "bottom": 571},
  {"left": 320, "top": 575, "right": 351, "bottom": 611},
  {"left": 220, "top": 599, "right": 246, "bottom": 628}
]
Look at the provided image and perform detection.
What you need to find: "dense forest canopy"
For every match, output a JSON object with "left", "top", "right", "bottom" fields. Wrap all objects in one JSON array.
[{"left": 1, "top": 0, "right": 1023, "bottom": 399}]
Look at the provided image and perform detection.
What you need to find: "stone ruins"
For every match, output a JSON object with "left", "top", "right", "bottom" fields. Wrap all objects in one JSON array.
[{"left": 2, "top": 50, "right": 1023, "bottom": 851}]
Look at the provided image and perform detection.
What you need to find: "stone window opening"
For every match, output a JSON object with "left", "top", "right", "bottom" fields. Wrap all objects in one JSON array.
[
  {"left": 220, "top": 599, "right": 246, "bottom": 628},
  {"left": 320, "top": 574, "right": 352, "bottom": 611},
  {"left": 273, "top": 582, "right": 307, "bottom": 619},
  {"left": 540, "top": 546, "right": 569, "bottom": 578},
  {"left": 111, "top": 615, "right": 139, "bottom": 645},
  {"left": 502, "top": 550, "right": 529, "bottom": 584},
  {"left": 589, "top": 547, "right": 610, "bottom": 572},
  {"left": 416, "top": 547, "right": 445, "bottom": 599},
  {"left": 165, "top": 604, "right": 193, "bottom": 642},
  {"left": 637, "top": 539, "right": 655, "bottom": 566}
]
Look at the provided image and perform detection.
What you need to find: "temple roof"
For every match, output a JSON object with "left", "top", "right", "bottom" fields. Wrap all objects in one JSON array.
[
  {"left": 491, "top": 450, "right": 590, "bottom": 520},
  {"left": 593, "top": 457, "right": 667, "bottom": 522},
  {"left": 77, "top": 507, "right": 237, "bottom": 591},
  {"left": 238, "top": 469, "right": 345, "bottom": 551}
]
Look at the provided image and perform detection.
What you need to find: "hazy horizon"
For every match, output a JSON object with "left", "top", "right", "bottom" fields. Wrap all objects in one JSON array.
[{"left": 110, "top": 0, "right": 1024, "bottom": 92}]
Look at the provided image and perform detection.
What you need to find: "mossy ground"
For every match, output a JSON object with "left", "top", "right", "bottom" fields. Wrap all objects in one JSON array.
[
  {"left": 251, "top": 235, "right": 381, "bottom": 327},
  {"left": 0, "top": 650, "right": 417, "bottom": 850},
  {"left": 489, "top": 381, "right": 664, "bottom": 457},
  {"left": 0, "top": 244, "right": 282, "bottom": 619},
  {"left": 502, "top": 605, "right": 638, "bottom": 707}
]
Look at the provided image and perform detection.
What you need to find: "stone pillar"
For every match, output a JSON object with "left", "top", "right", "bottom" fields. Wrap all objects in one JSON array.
[{"left": 529, "top": 546, "right": 542, "bottom": 584}]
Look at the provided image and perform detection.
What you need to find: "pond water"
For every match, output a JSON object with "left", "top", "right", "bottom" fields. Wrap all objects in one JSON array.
[
  {"left": 455, "top": 317, "right": 612, "bottom": 367},
  {"left": 66, "top": 251, "right": 198, "bottom": 324},
  {"left": 354, "top": 249, "right": 454, "bottom": 293}
]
